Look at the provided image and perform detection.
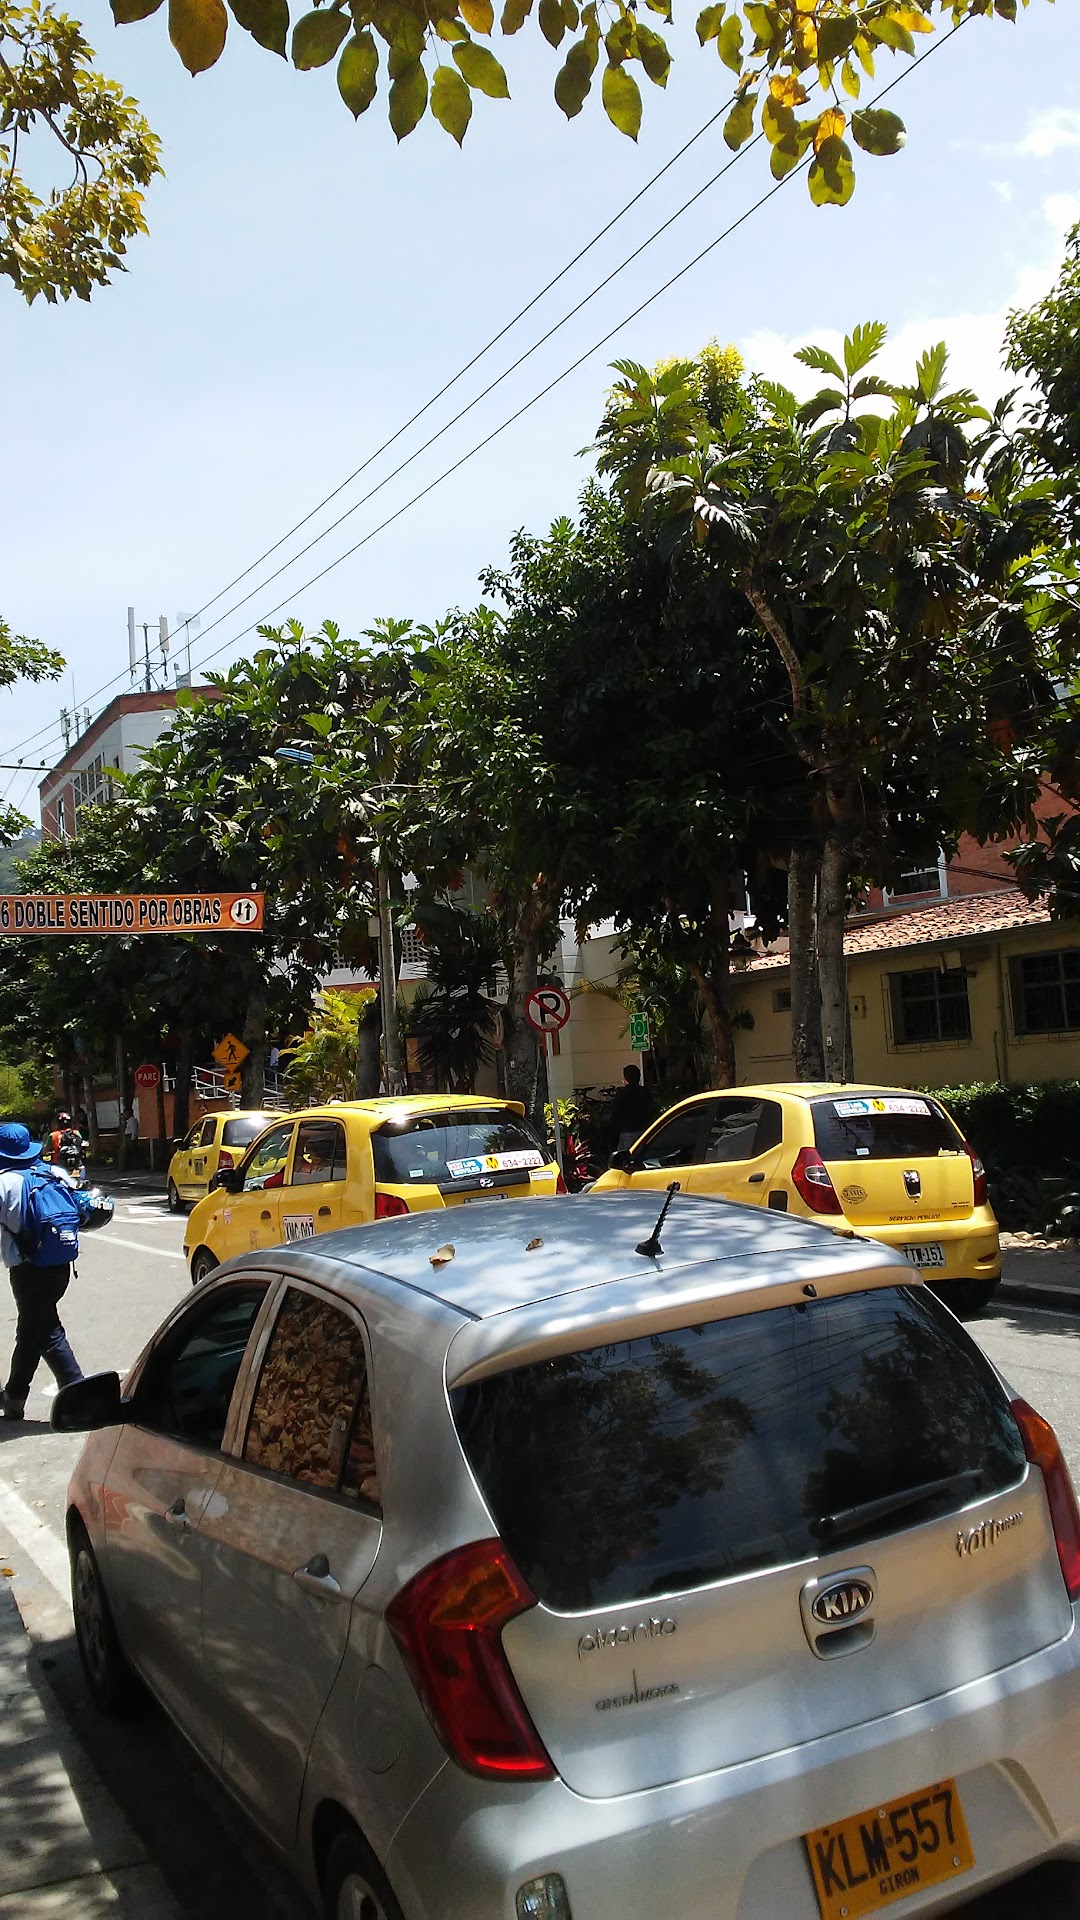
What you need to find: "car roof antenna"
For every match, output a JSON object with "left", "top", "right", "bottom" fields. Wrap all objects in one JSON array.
[{"left": 636, "top": 1182, "right": 681, "bottom": 1258}]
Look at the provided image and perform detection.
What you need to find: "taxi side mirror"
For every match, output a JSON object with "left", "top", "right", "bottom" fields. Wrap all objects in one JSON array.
[
  {"left": 210, "top": 1167, "right": 244, "bottom": 1193},
  {"left": 610, "top": 1148, "right": 635, "bottom": 1173}
]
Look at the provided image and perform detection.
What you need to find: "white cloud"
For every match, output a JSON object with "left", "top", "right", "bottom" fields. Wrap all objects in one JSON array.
[
  {"left": 1014, "top": 107, "right": 1080, "bottom": 160},
  {"left": 738, "top": 194, "right": 1076, "bottom": 406}
]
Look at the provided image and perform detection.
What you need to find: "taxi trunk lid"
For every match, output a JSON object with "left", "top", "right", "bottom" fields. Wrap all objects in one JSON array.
[
  {"left": 812, "top": 1092, "right": 976, "bottom": 1228},
  {"left": 450, "top": 1284, "right": 1071, "bottom": 1798}
]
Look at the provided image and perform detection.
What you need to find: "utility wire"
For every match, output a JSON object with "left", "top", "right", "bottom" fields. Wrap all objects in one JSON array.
[{"left": 1, "top": 97, "right": 738, "bottom": 768}]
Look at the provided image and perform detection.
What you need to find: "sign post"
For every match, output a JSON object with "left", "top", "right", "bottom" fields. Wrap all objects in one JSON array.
[{"left": 524, "top": 986, "right": 572, "bottom": 1180}]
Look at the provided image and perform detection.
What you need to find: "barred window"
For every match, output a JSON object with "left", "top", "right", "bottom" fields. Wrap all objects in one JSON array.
[
  {"left": 1010, "top": 950, "right": 1080, "bottom": 1035},
  {"left": 890, "top": 968, "right": 971, "bottom": 1046}
]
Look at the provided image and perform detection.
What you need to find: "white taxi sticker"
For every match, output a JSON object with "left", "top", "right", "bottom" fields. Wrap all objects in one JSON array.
[
  {"left": 833, "top": 1097, "right": 931, "bottom": 1118},
  {"left": 445, "top": 1150, "right": 544, "bottom": 1179},
  {"left": 283, "top": 1214, "right": 317, "bottom": 1241}
]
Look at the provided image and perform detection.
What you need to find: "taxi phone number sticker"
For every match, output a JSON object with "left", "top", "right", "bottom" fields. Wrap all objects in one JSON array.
[
  {"left": 805, "top": 1778, "right": 974, "bottom": 1920},
  {"left": 283, "top": 1215, "right": 317, "bottom": 1242},
  {"left": 446, "top": 1150, "right": 545, "bottom": 1178},
  {"left": 832, "top": 1097, "right": 931, "bottom": 1118}
]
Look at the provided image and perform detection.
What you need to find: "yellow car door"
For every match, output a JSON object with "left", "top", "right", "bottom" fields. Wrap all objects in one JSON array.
[
  {"left": 170, "top": 1125, "right": 201, "bottom": 1200},
  {"left": 681, "top": 1095, "right": 786, "bottom": 1206},
  {"left": 189, "top": 1117, "right": 219, "bottom": 1201},
  {"left": 279, "top": 1117, "right": 348, "bottom": 1245},
  {"left": 618, "top": 1100, "right": 711, "bottom": 1193},
  {"left": 230, "top": 1120, "right": 295, "bottom": 1253}
]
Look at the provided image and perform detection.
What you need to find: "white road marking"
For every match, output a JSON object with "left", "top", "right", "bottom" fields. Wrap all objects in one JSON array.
[
  {"left": 90, "top": 1234, "right": 186, "bottom": 1262},
  {"left": 0, "top": 1481, "right": 70, "bottom": 1596}
]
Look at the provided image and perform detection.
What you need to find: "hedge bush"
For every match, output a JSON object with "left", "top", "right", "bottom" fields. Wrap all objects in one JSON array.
[{"left": 928, "top": 1080, "right": 1080, "bottom": 1233}]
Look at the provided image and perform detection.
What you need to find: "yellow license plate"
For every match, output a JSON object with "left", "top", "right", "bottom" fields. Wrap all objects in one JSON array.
[{"left": 805, "top": 1778, "right": 974, "bottom": 1919}]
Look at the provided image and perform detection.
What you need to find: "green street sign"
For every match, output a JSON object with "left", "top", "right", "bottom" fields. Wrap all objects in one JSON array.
[{"left": 629, "top": 1011, "right": 650, "bottom": 1052}]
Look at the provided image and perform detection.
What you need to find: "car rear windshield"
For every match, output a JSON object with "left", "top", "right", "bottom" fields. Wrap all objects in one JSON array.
[
  {"left": 222, "top": 1115, "right": 274, "bottom": 1149},
  {"left": 450, "top": 1287, "right": 1025, "bottom": 1612},
  {"left": 371, "top": 1110, "right": 547, "bottom": 1186},
  {"left": 813, "top": 1093, "right": 961, "bottom": 1161}
]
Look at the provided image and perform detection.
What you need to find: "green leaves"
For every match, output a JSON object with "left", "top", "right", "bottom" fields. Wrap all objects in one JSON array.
[
  {"left": 843, "top": 321, "right": 888, "bottom": 376},
  {"left": 431, "top": 61, "right": 472, "bottom": 139},
  {"left": 228, "top": 0, "right": 288, "bottom": 55},
  {"left": 458, "top": 0, "right": 494, "bottom": 29},
  {"left": 538, "top": 0, "right": 565, "bottom": 45},
  {"left": 601, "top": 60, "right": 641, "bottom": 137},
  {"left": 389, "top": 55, "right": 427, "bottom": 133},
  {"left": 915, "top": 341, "right": 949, "bottom": 404},
  {"left": 716, "top": 11, "right": 743, "bottom": 71},
  {"left": 169, "top": 0, "right": 228, "bottom": 73},
  {"left": 292, "top": 5, "right": 349, "bottom": 66},
  {"left": 554, "top": 31, "right": 598, "bottom": 117},
  {"left": 337, "top": 29, "right": 378, "bottom": 112},
  {"left": 452, "top": 38, "right": 509, "bottom": 94},
  {"left": 499, "top": 0, "right": 532, "bottom": 29},
  {"left": 808, "top": 134, "right": 854, "bottom": 206},
  {"left": 111, "top": 0, "right": 165, "bottom": 23},
  {"left": 851, "top": 107, "right": 905, "bottom": 155},
  {"left": 723, "top": 90, "right": 755, "bottom": 151}
]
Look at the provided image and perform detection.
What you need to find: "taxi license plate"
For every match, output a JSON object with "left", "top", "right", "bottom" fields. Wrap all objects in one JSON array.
[
  {"left": 805, "top": 1779, "right": 974, "bottom": 1920},
  {"left": 901, "top": 1242, "right": 945, "bottom": 1269},
  {"left": 460, "top": 1191, "right": 509, "bottom": 1203}
]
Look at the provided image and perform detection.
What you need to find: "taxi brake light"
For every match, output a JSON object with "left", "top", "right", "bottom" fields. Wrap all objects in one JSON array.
[
  {"left": 1011, "top": 1398, "right": 1080, "bottom": 1601},
  {"left": 217, "top": 1149, "right": 235, "bottom": 1170},
  {"left": 374, "top": 1192, "right": 410, "bottom": 1219},
  {"left": 791, "top": 1146, "right": 843, "bottom": 1215},
  {"left": 964, "top": 1142, "right": 988, "bottom": 1207},
  {"left": 555, "top": 1172, "right": 567, "bottom": 1195}
]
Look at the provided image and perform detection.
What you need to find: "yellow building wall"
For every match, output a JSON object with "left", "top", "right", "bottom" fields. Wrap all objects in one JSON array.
[{"left": 733, "top": 923, "right": 1080, "bottom": 1089}]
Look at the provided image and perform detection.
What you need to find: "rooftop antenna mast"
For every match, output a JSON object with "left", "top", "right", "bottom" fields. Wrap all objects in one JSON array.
[{"left": 635, "top": 1181, "right": 681, "bottom": 1259}]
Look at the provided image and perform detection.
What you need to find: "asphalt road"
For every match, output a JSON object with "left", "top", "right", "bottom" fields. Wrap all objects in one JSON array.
[{"left": 0, "top": 1181, "right": 1078, "bottom": 1919}]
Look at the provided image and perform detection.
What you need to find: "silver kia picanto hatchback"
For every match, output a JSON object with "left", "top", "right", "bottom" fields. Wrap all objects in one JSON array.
[{"left": 56, "top": 1192, "right": 1080, "bottom": 1920}]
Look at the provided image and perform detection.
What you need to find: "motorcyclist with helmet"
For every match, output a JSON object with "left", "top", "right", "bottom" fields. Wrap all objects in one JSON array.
[{"left": 47, "top": 1112, "right": 88, "bottom": 1187}]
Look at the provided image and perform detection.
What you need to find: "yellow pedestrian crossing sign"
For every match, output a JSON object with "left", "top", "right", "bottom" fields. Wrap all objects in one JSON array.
[
  {"left": 213, "top": 1032, "right": 249, "bottom": 1069},
  {"left": 222, "top": 1069, "right": 243, "bottom": 1093}
]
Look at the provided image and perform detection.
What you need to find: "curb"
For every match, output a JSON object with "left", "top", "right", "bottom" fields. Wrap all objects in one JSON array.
[{"left": 996, "top": 1281, "right": 1080, "bottom": 1315}]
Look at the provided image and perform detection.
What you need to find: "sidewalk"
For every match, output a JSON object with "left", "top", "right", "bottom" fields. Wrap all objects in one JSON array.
[
  {"left": 997, "top": 1236, "right": 1080, "bottom": 1313},
  {"left": 0, "top": 1585, "right": 180, "bottom": 1919}
]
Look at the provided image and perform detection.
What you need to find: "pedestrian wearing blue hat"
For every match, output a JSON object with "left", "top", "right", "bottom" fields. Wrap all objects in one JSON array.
[{"left": 0, "top": 1123, "right": 84, "bottom": 1421}]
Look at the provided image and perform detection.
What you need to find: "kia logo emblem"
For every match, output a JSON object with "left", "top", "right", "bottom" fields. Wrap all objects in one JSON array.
[{"left": 811, "top": 1577, "right": 874, "bottom": 1626}]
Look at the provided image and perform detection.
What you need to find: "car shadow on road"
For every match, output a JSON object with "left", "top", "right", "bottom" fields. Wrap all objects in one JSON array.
[
  {"left": 0, "top": 1419, "right": 53, "bottom": 1443},
  {"left": 28, "top": 1622, "right": 310, "bottom": 1920},
  {"left": 981, "top": 1302, "right": 1080, "bottom": 1341}
]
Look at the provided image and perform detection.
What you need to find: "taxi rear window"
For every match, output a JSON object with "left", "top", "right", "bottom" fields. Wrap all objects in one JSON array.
[
  {"left": 223, "top": 1115, "right": 274, "bottom": 1149},
  {"left": 371, "top": 1110, "right": 547, "bottom": 1186},
  {"left": 812, "top": 1094, "right": 960, "bottom": 1161}
]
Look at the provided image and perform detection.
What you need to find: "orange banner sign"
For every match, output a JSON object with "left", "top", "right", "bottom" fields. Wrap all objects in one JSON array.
[{"left": 0, "top": 893, "right": 265, "bottom": 935}]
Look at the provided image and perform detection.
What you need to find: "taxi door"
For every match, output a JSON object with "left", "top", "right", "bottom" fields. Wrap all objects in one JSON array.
[
  {"left": 172, "top": 1124, "right": 202, "bottom": 1198},
  {"left": 617, "top": 1101, "right": 710, "bottom": 1194},
  {"left": 228, "top": 1120, "right": 295, "bottom": 1255},
  {"left": 279, "top": 1118, "right": 348, "bottom": 1247},
  {"left": 188, "top": 1117, "right": 219, "bottom": 1201},
  {"left": 680, "top": 1095, "right": 786, "bottom": 1206}
]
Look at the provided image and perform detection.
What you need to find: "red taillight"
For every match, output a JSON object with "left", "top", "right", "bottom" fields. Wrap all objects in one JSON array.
[
  {"left": 555, "top": 1171, "right": 567, "bottom": 1195},
  {"left": 386, "top": 1540, "right": 554, "bottom": 1780},
  {"left": 964, "top": 1141, "right": 988, "bottom": 1207},
  {"left": 217, "top": 1150, "right": 235, "bottom": 1170},
  {"left": 1011, "top": 1398, "right": 1080, "bottom": 1601},
  {"left": 791, "top": 1146, "right": 843, "bottom": 1215},
  {"left": 374, "top": 1191, "right": 410, "bottom": 1219}
]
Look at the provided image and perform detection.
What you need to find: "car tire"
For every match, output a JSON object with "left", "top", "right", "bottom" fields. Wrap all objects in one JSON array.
[
  {"left": 931, "top": 1277, "right": 1000, "bottom": 1317},
  {"left": 70, "top": 1524, "right": 140, "bottom": 1715},
  {"left": 167, "top": 1180, "right": 187, "bottom": 1215},
  {"left": 322, "top": 1828, "right": 405, "bottom": 1920},
  {"left": 190, "top": 1247, "right": 219, "bottom": 1286}
]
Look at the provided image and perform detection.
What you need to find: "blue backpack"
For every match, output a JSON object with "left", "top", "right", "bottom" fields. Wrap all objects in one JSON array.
[{"left": 18, "top": 1166, "right": 83, "bottom": 1268}]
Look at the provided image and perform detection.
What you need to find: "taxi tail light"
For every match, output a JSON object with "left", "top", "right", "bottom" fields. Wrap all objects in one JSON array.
[
  {"left": 964, "top": 1142, "right": 988, "bottom": 1207},
  {"left": 791, "top": 1147, "right": 843, "bottom": 1215},
  {"left": 217, "top": 1150, "right": 236, "bottom": 1171},
  {"left": 374, "top": 1192, "right": 410, "bottom": 1220},
  {"left": 555, "top": 1172, "right": 567, "bottom": 1195},
  {"left": 1011, "top": 1398, "right": 1080, "bottom": 1601},
  {"left": 387, "top": 1540, "right": 555, "bottom": 1781}
]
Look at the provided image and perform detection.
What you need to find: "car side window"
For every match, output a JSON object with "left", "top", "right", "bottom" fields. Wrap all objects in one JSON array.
[
  {"left": 183, "top": 1125, "right": 201, "bottom": 1152},
  {"left": 701, "top": 1098, "right": 784, "bottom": 1164},
  {"left": 290, "top": 1120, "right": 347, "bottom": 1187},
  {"left": 636, "top": 1107, "right": 706, "bottom": 1169},
  {"left": 198, "top": 1119, "right": 217, "bottom": 1148},
  {"left": 242, "top": 1123, "right": 294, "bottom": 1192},
  {"left": 243, "top": 1288, "right": 380, "bottom": 1508},
  {"left": 135, "top": 1285, "right": 268, "bottom": 1451}
]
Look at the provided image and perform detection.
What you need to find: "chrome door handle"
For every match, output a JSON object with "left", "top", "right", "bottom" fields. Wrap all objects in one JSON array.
[
  {"left": 165, "top": 1499, "right": 192, "bottom": 1530},
  {"left": 293, "top": 1553, "right": 341, "bottom": 1598}
]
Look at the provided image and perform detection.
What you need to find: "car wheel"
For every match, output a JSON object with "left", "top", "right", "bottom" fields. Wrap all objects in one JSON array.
[
  {"left": 931, "top": 1277, "right": 1000, "bottom": 1317},
  {"left": 190, "top": 1247, "right": 219, "bottom": 1286},
  {"left": 167, "top": 1180, "right": 185, "bottom": 1215},
  {"left": 70, "top": 1525, "right": 140, "bottom": 1715},
  {"left": 323, "top": 1829, "right": 405, "bottom": 1920}
]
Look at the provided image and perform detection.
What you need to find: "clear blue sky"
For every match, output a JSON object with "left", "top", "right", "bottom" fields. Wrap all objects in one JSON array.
[{"left": 2, "top": 0, "right": 1078, "bottom": 810}]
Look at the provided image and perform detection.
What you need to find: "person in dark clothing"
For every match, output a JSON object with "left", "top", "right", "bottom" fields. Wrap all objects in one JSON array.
[
  {"left": 0, "top": 1123, "right": 83, "bottom": 1421},
  {"left": 609, "top": 1064, "right": 653, "bottom": 1153}
]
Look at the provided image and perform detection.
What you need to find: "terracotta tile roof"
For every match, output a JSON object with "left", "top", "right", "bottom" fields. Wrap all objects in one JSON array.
[{"left": 746, "top": 887, "right": 1054, "bottom": 973}]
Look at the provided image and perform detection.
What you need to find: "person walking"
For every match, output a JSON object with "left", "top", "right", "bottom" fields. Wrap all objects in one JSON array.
[
  {"left": 609, "top": 1063, "right": 653, "bottom": 1154},
  {"left": 0, "top": 1123, "right": 84, "bottom": 1422}
]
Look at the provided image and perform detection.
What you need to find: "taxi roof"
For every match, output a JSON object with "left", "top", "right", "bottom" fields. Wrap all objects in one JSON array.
[
  {"left": 669, "top": 1082, "right": 935, "bottom": 1103},
  {"left": 276, "top": 1093, "right": 527, "bottom": 1127}
]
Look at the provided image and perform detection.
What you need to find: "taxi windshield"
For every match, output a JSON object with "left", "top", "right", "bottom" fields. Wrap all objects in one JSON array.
[{"left": 371, "top": 1109, "right": 546, "bottom": 1186}]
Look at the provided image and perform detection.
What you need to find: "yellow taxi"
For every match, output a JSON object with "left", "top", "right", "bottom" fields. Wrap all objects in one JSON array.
[
  {"left": 590, "top": 1082, "right": 1001, "bottom": 1312},
  {"left": 183, "top": 1093, "right": 564, "bottom": 1283},
  {"left": 167, "top": 1109, "right": 280, "bottom": 1214}
]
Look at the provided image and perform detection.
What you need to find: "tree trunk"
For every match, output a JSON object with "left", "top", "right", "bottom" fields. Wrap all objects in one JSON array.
[
  {"left": 788, "top": 847, "right": 824, "bottom": 1080},
  {"left": 240, "top": 983, "right": 267, "bottom": 1107},
  {"left": 79, "top": 1062, "right": 100, "bottom": 1161},
  {"left": 685, "top": 873, "right": 736, "bottom": 1088},
  {"left": 503, "top": 901, "right": 546, "bottom": 1133},
  {"left": 355, "top": 995, "right": 382, "bottom": 1099},
  {"left": 172, "top": 1030, "right": 193, "bottom": 1141},
  {"left": 816, "top": 829, "right": 851, "bottom": 1082},
  {"left": 115, "top": 1035, "right": 128, "bottom": 1171}
]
